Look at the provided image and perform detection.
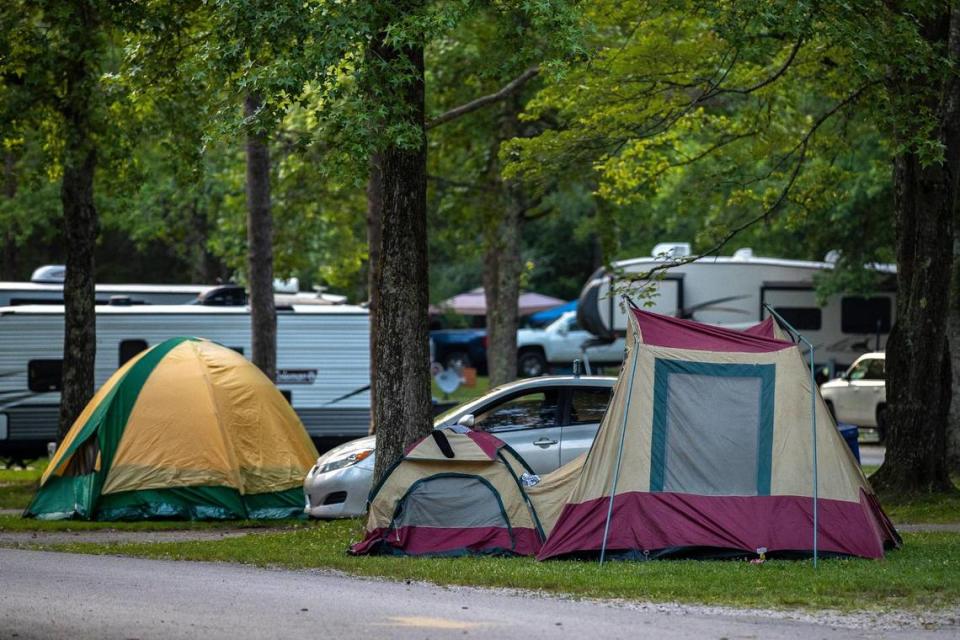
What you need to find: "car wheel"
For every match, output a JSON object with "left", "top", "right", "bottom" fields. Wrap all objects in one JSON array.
[
  {"left": 875, "top": 404, "right": 888, "bottom": 443},
  {"left": 443, "top": 351, "right": 471, "bottom": 372},
  {"left": 518, "top": 350, "right": 547, "bottom": 377}
]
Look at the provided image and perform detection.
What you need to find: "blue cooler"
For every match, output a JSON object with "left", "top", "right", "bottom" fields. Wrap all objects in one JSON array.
[{"left": 837, "top": 423, "right": 860, "bottom": 463}]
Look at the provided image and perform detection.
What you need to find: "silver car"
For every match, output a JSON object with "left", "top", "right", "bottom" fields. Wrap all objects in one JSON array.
[{"left": 304, "top": 375, "right": 616, "bottom": 518}]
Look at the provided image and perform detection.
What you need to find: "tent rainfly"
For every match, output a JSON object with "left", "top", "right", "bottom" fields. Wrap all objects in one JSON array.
[
  {"left": 536, "top": 308, "right": 900, "bottom": 560},
  {"left": 25, "top": 337, "right": 319, "bottom": 521},
  {"left": 351, "top": 429, "right": 544, "bottom": 557}
]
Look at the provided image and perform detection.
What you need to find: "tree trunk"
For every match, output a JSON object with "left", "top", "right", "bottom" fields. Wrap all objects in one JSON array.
[
  {"left": 370, "top": 36, "right": 432, "bottom": 486},
  {"left": 366, "top": 152, "right": 383, "bottom": 435},
  {"left": 244, "top": 92, "right": 277, "bottom": 382},
  {"left": 58, "top": 68, "right": 98, "bottom": 439},
  {"left": 483, "top": 200, "right": 523, "bottom": 387},
  {"left": 872, "top": 152, "right": 955, "bottom": 494},
  {"left": 948, "top": 241, "right": 960, "bottom": 474},
  {"left": 3, "top": 151, "right": 18, "bottom": 280},
  {"left": 873, "top": 7, "right": 960, "bottom": 494},
  {"left": 483, "top": 98, "right": 527, "bottom": 387}
]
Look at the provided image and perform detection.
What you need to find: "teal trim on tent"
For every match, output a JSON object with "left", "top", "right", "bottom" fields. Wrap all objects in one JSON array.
[
  {"left": 650, "top": 358, "right": 775, "bottom": 495},
  {"left": 95, "top": 486, "right": 306, "bottom": 521}
]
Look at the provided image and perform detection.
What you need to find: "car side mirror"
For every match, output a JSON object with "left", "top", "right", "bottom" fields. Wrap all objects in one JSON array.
[
  {"left": 457, "top": 414, "right": 475, "bottom": 428},
  {"left": 557, "top": 325, "right": 568, "bottom": 336}
]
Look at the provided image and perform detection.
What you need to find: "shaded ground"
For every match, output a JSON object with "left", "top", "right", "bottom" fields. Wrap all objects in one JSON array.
[
  {"left": 0, "top": 526, "right": 292, "bottom": 546},
  {"left": 2, "top": 549, "right": 956, "bottom": 640}
]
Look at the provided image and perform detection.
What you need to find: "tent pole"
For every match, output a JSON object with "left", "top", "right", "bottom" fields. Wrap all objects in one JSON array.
[
  {"left": 599, "top": 313, "right": 640, "bottom": 565},
  {"left": 762, "top": 304, "right": 818, "bottom": 568}
]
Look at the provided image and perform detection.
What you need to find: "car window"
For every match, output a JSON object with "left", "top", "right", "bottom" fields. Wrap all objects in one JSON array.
[
  {"left": 569, "top": 318, "right": 581, "bottom": 332},
  {"left": 864, "top": 358, "right": 885, "bottom": 380},
  {"left": 474, "top": 390, "right": 560, "bottom": 433},
  {"left": 847, "top": 360, "right": 874, "bottom": 381},
  {"left": 568, "top": 387, "right": 611, "bottom": 425}
]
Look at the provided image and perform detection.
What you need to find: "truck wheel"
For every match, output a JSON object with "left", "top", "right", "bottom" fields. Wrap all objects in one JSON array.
[
  {"left": 518, "top": 350, "right": 547, "bottom": 378},
  {"left": 443, "top": 351, "right": 471, "bottom": 372},
  {"left": 875, "top": 404, "right": 887, "bottom": 443}
]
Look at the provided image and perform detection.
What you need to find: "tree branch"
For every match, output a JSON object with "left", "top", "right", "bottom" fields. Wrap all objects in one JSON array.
[
  {"left": 616, "top": 82, "right": 878, "bottom": 286},
  {"left": 426, "top": 67, "right": 540, "bottom": 130}
]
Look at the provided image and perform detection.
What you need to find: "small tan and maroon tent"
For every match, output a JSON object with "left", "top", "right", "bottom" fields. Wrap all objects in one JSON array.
[{"left": 351, "top": 429, "right": 544, "bottom": 556}]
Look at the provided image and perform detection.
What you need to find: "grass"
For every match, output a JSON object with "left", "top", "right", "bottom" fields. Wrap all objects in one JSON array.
[
  {"left": 881, "top": 492, "right": 960, "bottom": 525},
  {"left": 432, "top": 374, "right": 490, "bottom": 404},
  {"left": 38, "top": 521, "right": 960, "bottom": 612},
  {"left": 0, "top": 461, "right": 46, "bottom": 509}
]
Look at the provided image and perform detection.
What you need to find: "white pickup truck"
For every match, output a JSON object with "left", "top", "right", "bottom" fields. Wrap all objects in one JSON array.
[{"left": 517, "top": 311, "right": 626, "bottom": 376}]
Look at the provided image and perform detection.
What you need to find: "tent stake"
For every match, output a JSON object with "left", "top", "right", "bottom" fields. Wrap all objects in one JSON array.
[
  {"left": 763, "top": 305, "right": 819, "bottom": 568},
  {"left": 599, "top": 311, "right": 640, "bottom": 565}
]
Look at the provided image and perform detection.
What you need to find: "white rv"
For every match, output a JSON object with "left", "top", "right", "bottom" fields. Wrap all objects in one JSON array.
[
  {"left": 0, "top": 281, "right": 213, "bottom": 307},
  {"left": 577, "top": 243, "right": 896, "bottom": 372},
  {"left": 0, "top": 304, "right": 370, "bottom": 459}
]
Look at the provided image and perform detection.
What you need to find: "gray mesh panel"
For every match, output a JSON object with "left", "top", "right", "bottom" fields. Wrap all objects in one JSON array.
[
  {"left": 663, "top": 373, "right": 761, "bottom": 496},
  {"left": 395, "top": 476, "right": 508, "bottom": 528}
]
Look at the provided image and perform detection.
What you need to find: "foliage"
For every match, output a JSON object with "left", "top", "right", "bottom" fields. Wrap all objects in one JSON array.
[{"left": 502, "top": 0, "right": 905, "bottom": 296}]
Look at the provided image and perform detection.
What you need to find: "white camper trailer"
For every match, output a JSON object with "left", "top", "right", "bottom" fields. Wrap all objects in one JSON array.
[
  {"left": 577, "top": 243, "right": 896, "bottom": 371},
  {"left": 0, "top": 304, "right": 370, "bottom": 460},
  {"left": 0, "top": 281, "right": 213, "bottom": 307}
]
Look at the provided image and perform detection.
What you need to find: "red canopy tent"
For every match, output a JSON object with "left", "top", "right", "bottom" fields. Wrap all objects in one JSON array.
[{"left": 430, "top": 288, "right": 565, "bottom": 316}]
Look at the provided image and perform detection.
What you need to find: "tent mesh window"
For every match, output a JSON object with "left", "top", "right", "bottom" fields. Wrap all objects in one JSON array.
[
  {"left": 394, "top": 475, "right": 510, "bottom": 530},
  {"left": 651, "top": 359, "right": 775, "bottom": 496}
]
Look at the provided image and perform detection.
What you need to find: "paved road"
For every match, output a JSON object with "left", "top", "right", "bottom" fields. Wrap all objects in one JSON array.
[
  {"left": 860, "top": 444, "right": 884, "bottom": 468},
  {"left": 0, "top": 549, "right": 954, "bottom": 640}
]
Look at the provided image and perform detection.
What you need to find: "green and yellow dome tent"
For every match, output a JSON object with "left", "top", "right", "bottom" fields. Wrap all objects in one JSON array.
[{"left": 25, "top": 337, "right": 319, "bottom": 521}]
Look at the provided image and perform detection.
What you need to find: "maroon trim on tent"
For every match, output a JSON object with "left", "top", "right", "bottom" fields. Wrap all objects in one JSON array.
[
  {"left": 537, "top": 489, "right": 899, "bottom": 560},
  {"left": 350, "top": 525, "right": 541, "bottom": 557},
  {"left": 401, "top": 430, "right": 504, "bottom": 460},
  {"left": 741, "top": 316, "right": 776, "bottom": 338},
  {"left": 465, "top": 431, "right": 504, "bottom": 459},
  {"left": 631, "top": 308, "right": 795, "bottom": 353}
]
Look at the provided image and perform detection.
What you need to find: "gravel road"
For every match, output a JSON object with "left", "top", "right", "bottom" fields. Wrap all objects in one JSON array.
[{"left": 1, "top": 549, "right": 956, "bottom": 640}]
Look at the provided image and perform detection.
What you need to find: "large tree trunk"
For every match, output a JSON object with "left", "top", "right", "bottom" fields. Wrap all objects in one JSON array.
[
  {"left": 948, "top": 245, "right": 960, "bottom": 474},
  {"left": 366, "top": 152, "right": 383, "bottom": 435},
  {"left": 3, "top": 151, "right": 17, "bottom": 280},
  {"left": 244, "top": 92, "right": 277, "bottom": 381},
  {"left": 872, "top": 9, "right": 960, "bottom": 493},
  {"left": 58, "top": 63, "right": 98, "bottom": 439},
  {"left": 370, "top": 36, "right": 432, "bottom": 486}
]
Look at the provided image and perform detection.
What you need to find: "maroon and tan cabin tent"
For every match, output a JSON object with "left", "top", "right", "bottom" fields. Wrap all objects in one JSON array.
[
  {"left": 536, "top": 308, "right": 899, "bottom": 560},
  {"left": 350, "top": 429, "right": 544, "bottom": 557}
]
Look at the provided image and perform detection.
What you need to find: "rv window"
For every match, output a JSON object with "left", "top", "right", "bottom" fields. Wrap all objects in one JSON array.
[
  {"left": 28, "top": 360, "right": 63, "bottom": 392},
  {"left": 772, "top": 307, "right": 821, "bottom": 331},
  {"left": 119, "top": 340, "right": 148, "bottom": 366},
  {"left": 841, "top": 297, "right": 892, "bottom": 334}
]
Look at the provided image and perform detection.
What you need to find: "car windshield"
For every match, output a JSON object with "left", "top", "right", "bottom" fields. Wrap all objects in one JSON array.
[{"left": 433, "top": 390, "right": 505, "bottom": 425}]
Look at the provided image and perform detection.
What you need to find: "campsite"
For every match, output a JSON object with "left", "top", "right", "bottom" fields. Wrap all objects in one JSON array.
[{"left": 3, "top": 1, "right": 960, "bottom": 638}]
